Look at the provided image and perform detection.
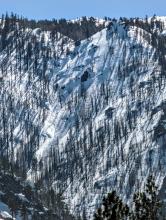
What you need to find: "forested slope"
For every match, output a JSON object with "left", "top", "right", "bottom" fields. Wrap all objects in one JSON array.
[{"left": 1, "top": 14, "right": 166, "bottom": 219}]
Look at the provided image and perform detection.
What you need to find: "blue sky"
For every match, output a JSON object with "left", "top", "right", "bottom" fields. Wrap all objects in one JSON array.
[{"left": 0, "top": 0, "right": 165, "bottom": 20}]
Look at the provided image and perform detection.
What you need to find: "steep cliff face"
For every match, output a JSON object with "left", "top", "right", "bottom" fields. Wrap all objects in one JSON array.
[{"left": 1, "top": 16, "right": 166, "bottom": 219}]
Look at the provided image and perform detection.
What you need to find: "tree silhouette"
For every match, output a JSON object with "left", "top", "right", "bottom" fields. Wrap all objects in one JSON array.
[
  {"left": 94, "top": 191, "right": 129, "bottom": 220},
  {"left": 133, "top": 175, "right": 161, "bottom": 220},
  {"left": 94, "top": 176, "right": 162, "bottom": 220}
]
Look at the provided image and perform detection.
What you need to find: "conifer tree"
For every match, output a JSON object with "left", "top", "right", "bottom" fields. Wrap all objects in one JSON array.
[
  {"left": 94, "top": 191, "right": 129, "bottom": 220},
  {"left": 93, "top": 176, "right": 163, "bottom": 220},
  {"left": 133, "top": 175, "right": 161, "bottom": 220}
]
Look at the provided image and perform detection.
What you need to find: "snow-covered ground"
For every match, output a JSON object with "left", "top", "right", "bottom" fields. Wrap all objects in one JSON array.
[{"left": 1, "top": 16, "right": 166, "bottom": 218}]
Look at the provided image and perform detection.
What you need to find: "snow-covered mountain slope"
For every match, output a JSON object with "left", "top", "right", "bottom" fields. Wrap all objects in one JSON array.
[
  {"left": 0, "top": 171, "right": 49, "bottom": 220},
  {"left": 1, "top": 16, "right": 166, "bottom": 219},
  {"left": 0, "top": 167, "right": 74, "bottom": 220}
]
